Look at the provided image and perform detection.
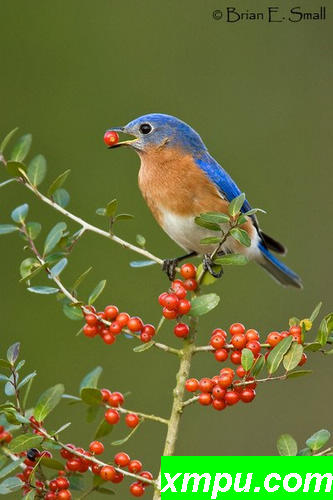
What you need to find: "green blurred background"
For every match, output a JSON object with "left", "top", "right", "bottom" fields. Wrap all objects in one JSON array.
[{"left": 0, "top": 0, "right": 332, "bottom": 495}]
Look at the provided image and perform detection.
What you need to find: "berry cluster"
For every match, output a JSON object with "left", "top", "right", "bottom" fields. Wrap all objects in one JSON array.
[
  {"left": 101, "top": 388, "right": 140, "bottom": 428},
  {"left": 0, "top": 425, "right": 12, "bottom": 444},
  {"left": 83, "top": 305, "right": 156, "bottom": 345},
  {"left": 158, "top": 263, "right": 196, "bottom": 339}
]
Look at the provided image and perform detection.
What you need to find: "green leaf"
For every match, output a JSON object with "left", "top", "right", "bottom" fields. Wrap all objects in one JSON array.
[
  {"left": 304, "top": 342, "right": 321, "bottom": 352},
  {"left": 20, "top": 257, "right": 40, "bottom": 279},
  {"left": 7, "top": 343, "right": 20, "bottom": 365},
  {"left": 111, "top": 421, "right": 141, "bottom": 446},
  {"left": 244, "top": 208, "right": 266, "bottom": 216},
  {"left": 50, "top": 258, "right": 68, "bottom": 277},
  {"left": 28, "top": 286, "right": 59, "bottom": 295},
  {"left": 0, "top": 127, "right": 19, "bottom": 153},
  {"left": 114, "top": 213, "right": 134, "bottom": 222},
  {"left": 72, "top": 267, "right": 93, "bottom": 291},
  {"left": 20, "top": 264, "right": 46, "bottom": 283},
  {"left": 52, "top": 421, "right": 72, "bottom": 436},
  {"left": 79, "top": 366, "right": 103, "bottom": 391},
  {"left": 251, "top": 355, "right": 265, "bottom": 377},
  {"left": 297, "top": 448, "right": 311, "bottom": 456},
  {"left": 190, "top": 293, "right": 220, "bottom": 317},
  {"left": 40, "top": 457, "right": 65, "bottom": 470},
  {"left": 277, "top": 434, "right": 298, "bottom": 456},
  {"left": 196, "top": 263, "right": 220, "bottom": 286},
  {"left": 69, "top": 474, "right": 85, "bottom": 491},
  {"left": 237, "top": 214, "right": 247, "bottom": 225},
  {"left": 80, "top": 387, "right": 103, "bottom": 406},
  {"left": 283, "top": 343, "right": 303, "bottom": 371},
  {"left": 306, "top": 429, "right": 331, "bottom": 451},
  {"left": 106, "top": 199, "right": 118, "bottom": 217},
  {"left": 47, "top": 169, "right": 71, "bottom": 197},
  {"left": 316, "top": 318, "right": 329, "bottom": 346},
  {"left": 94, "top": 487, "right": 115, "bottom": 495},
  {"left": 43, "top": 222, "right": 67, "bottom": 255},
  {"left": 95, "top": 418, "right": 114, "bottom": 439},
  {"left": 286, "top": 370, "right": 313, "bottom": 379},
  {"left": 96, "top": 208, "right": 106, "bottom": 216},
  {"left": 0, "top": 459, "right": 24, "bottom": 479},
  {"left": 25, "top": 222, "right": 41, "bottom": 241},
  {"left": 289, "top": 317, "right": 300, "bottom": 327},
  {"left": 136, "top": 234, "right": 146, "bottom": 248},
  {"left": 230, "top": 227, "right": 251, "bottom": 247},
  {"left": 0, "top": 477, "right": 23, "bottom": 495},
  {"left": 27, "top": 154, "right": 47, "bottom": 186},
  {"left": 200, "top": 212, "right": 230, "bottom": 224},
  {"left": 53, "top": 188, "right": 70, "bottom": 208},
  {"left": 267, "top": 336, "right": 293, "bottom": 374},
  {"left": 194, "top": 216, "right": 221, "bottom": 231},
  {"left": 0, "top": 225, "right": 19, "bottom": 235},
  {"left": 86, "top": 404, "right": 100, "bottom": 423},
  {"left": 34, "top": 383, "right": 64, "bottom": 421},
  {"left": 309, "top": 302, "right": 322, "bottom": 323},
  {"left": 241, "top": 348, "right": 254, "bottom": 371},
  {"left": 11, "top": 204, "right": 29, "bottom": 224},
  {"left": 214, "top": 254, "right": 248, "bottom": 266},
  {"left": 228, "top": 193, "right": 245, "bottom": 217},
  {"left": 6, "top": 161, "right": 27, "bottom": 178},
  {"left": 8, "top": 433, "right": 43, "bottom": 454},
  {"left": 133, "top": 341, "right": 154, "bottom": 353},
  {"left": 129, "top": 260, "right": 156, "bottom": 268},
  {"left": 0, "top": 359, "right": 11, "bottom": 370},
  {"left": 199, "top": 237, "right": 221, "bottom": 245},
  {"left": 88, "top": 280, "right": 106, "bottom": 305},
  {"left": 63, "top": 302, "right": 83, "bottom": 321},
  {"left": 10, "top": 134, "right": 32, "bottom": 162},
  {"left": 17, "top": 371, "right": 36, "bottom": 390}
]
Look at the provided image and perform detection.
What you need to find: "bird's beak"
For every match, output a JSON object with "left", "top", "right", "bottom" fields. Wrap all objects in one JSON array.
[{"left": 107, "top": 127, "right": 139, "bottom": 149}]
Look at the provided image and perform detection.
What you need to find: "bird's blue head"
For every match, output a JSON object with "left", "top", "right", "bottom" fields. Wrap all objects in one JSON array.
[{"left": 107, "top": 113, "right": 207, "bottom": 156}]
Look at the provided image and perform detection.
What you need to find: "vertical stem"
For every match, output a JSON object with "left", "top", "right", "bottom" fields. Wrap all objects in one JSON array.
[{"left": 153, "top": 317, "right": 198, "bottom": 499}]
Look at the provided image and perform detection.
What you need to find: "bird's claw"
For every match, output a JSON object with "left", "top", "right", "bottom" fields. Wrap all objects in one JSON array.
[
  {"left": 203, "top": 254, "right": 224, "bottom": 278},
  {"left": 162, "top": 259, "right": 178, "bottom": 281}
]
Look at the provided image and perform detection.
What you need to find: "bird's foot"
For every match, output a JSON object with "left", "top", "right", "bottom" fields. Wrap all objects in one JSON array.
[
  {"left": 162, "top": 258, "right": 179, "bottom": 281},
  {"left": 203, "top": 254, "right": 224, "bottom": 278}
]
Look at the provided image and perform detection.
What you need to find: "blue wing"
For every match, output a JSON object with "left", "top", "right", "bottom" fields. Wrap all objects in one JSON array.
[{"left": 195, "top": 154, "right": 252, "bottom": 213}]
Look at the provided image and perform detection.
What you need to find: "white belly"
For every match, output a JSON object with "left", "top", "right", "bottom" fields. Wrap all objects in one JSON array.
[{"left": 161, "top": 209, "right": 260, "bottom": 258}]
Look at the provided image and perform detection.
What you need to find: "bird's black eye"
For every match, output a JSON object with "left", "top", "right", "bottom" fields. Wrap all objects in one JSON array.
[{"left": 139, "top": 123, "right": 152, "bottom": 135}]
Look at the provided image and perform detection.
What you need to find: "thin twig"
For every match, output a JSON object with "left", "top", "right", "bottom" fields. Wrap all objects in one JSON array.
[{"left": 117, "top": 406, "right": 169, "bottom": 425}]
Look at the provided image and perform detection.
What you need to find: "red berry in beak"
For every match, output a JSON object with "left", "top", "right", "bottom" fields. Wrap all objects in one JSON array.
[{"left": 104, "top": 130, "right": 119, "bottom": 147}]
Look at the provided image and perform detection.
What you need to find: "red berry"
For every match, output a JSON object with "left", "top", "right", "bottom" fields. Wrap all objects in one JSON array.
[
  {"left": 92, "top": 463, "right": 102, "bottom": 475},
  {"left": 111, "top": 471, "right": 124, "bottom": 483},
  {"left": 230, "top": 323, "right": 245, "bottom": 335},
  {"left": 125, "top": 413, "right": 139, "bottom": 428},
  {"left": 231, "top": 334, "right": 247, "bottom": 349},
  {"left": 104, "top": 130, "right": 119, "bottom": 147},
  {"left": 104, "top": 409, "right": 120, "bottom": 425},
  {"left": 114, "top": 452, "right": 130, "bottom": 467},
  {"left": 178, "top": 299, "right": 191, "bottom": 315},
  {"left": 85, "top": 314, "right": 99, "bottom": 326},
  {"left": 185, "top": 378, "right": 199, "bottom": 392},
  {"left": 66, "top": 459, "right": 81, "bottom": 471},
  {"left": 109, "top": 321, "right": 122, "bottom": 335},
  {"left": 116, "top": 312, "right": 130, "bottom": 327},
  {"left": 56, "top": 477, "right": 70, "bottom": 490},
  {"left": 289, "top": 325, "right": 301, "bottom": 336},
  {"left": 128, "top": 460, "right": 142, "bottom": 474},
  {"left": 140, "top": 332, "right": 152, "bottom": 343},
  {"left": 180, "top": 263, "right": 197, "bottom": 279},
  {"left": 140, "top": 471, "right": 153, "bottom": 482},
  {"left": 102, "top": 332, "right": 116, "bottom": 345},
  {"left": 128, "top": 317, "right": 144, "bottom": 332},
  {"left": 173, "top": 285, "right": 187, "bottom": 299},
  {"left": 174, "top": 323, "right": 189, "bottom": 338},
  {"left": 212, "top": 386, "right": 226, "bottom": 400},
  {"left": 240, "top": 388, "right": 256, "bottom": 403},
  {"left": 266, "top": 332, "right": 281, "bottom": 347},
  {"left": 84, "top": 305, "right": 96, "bottom": 315},
  {"left": 83, "top": 324, "right": 98, "bottom": 338},
  {"left": 158, "top": 292, "right": 168, "bottom": 306},
  {"left": 245, "top": 340, "right": 261, "bottom": 356},
  {"left": 142, "top": 324, "right": 155, "bottom": 337},
  {"left": 199, "top": 392, "right": 213, "bottom": 405},
  {"left": 101, "top": 388, "right": 112, "bottom": 402},
  {"left": 212, "top": 328, "right": 227, "bottom": 338},
  {"left": 183, "top": 278, "right": 198, "bottom": 291},
  {"left": 218, "top": 374, "right": 233, "bottom": 388},
  {"left": 210, "top": 334, "right": 226, "bottom": 349},
  {"left": 236, "top": 366, "right": 246, "bottom": 378},
  {"left": 244, "top": 376, "right": 257, "bottom": 389},
  {"left": 199, "top": 378, "right": 214, "bottom": 393},
  {"left": 212, "top": 399, "right": 226, "bottom": 411},
  {"left": 280, "top": 331, "right": 289, "bottom": 339},
  {"left": 45, "top": 493, "right": 57, "bottom": 500},
  {"left": 100, "top": 465, "right": 116, "bottom": 481},
  {"left": 57, "top": 490, "right": 72, "bottom": 500},
  {"left": 214, "top": 348, "right": 228, "bottom": 362},
  {"left": 130, "top": 482, "right": 145, "bottom": 497},
  {"left": 49, "top": 480, "right": 58, "bottom": 492},
  {"left": 108, "top": 392, "right": 124, "bottom": 407},
  {"left": 220, "top": 367, "right": 235, "bottom": 377},
  {"left": 104, "top": 305, "right": 119, "bottom": 320},
  {"left": 162, "top": 307, "right": 178, "bottom": 320},
  {"left": 230, "top": 350, "right": 242, "bottom": 365},
  {"left": 89, "top": 441, "right": 104, "bottom": 455},
  {"left": 298, "top": 353, "right": 307, "bottom": 366},
  {"left": 246, "top": 329, "right": 260, "bottom": 341},
  {"left": 164, "top": 294, "right": 179, "bottom": 311},
  {"left": 225, "top": 390, "right": 240, "bottom": 405}
]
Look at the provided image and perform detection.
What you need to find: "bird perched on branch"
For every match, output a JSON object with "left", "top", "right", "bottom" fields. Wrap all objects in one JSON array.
[{"left": 106, "top": 113, "right": 302, "bottom": 288}]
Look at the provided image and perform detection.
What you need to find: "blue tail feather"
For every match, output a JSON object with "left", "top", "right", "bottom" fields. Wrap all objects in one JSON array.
[{"left": 258, "top": 243, "right": 302, "bottom": 289}]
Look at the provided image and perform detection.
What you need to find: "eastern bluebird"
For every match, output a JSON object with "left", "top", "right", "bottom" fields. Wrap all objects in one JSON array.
[{"left": 107, "top": 113, "right": 302, "bottom": 288}]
